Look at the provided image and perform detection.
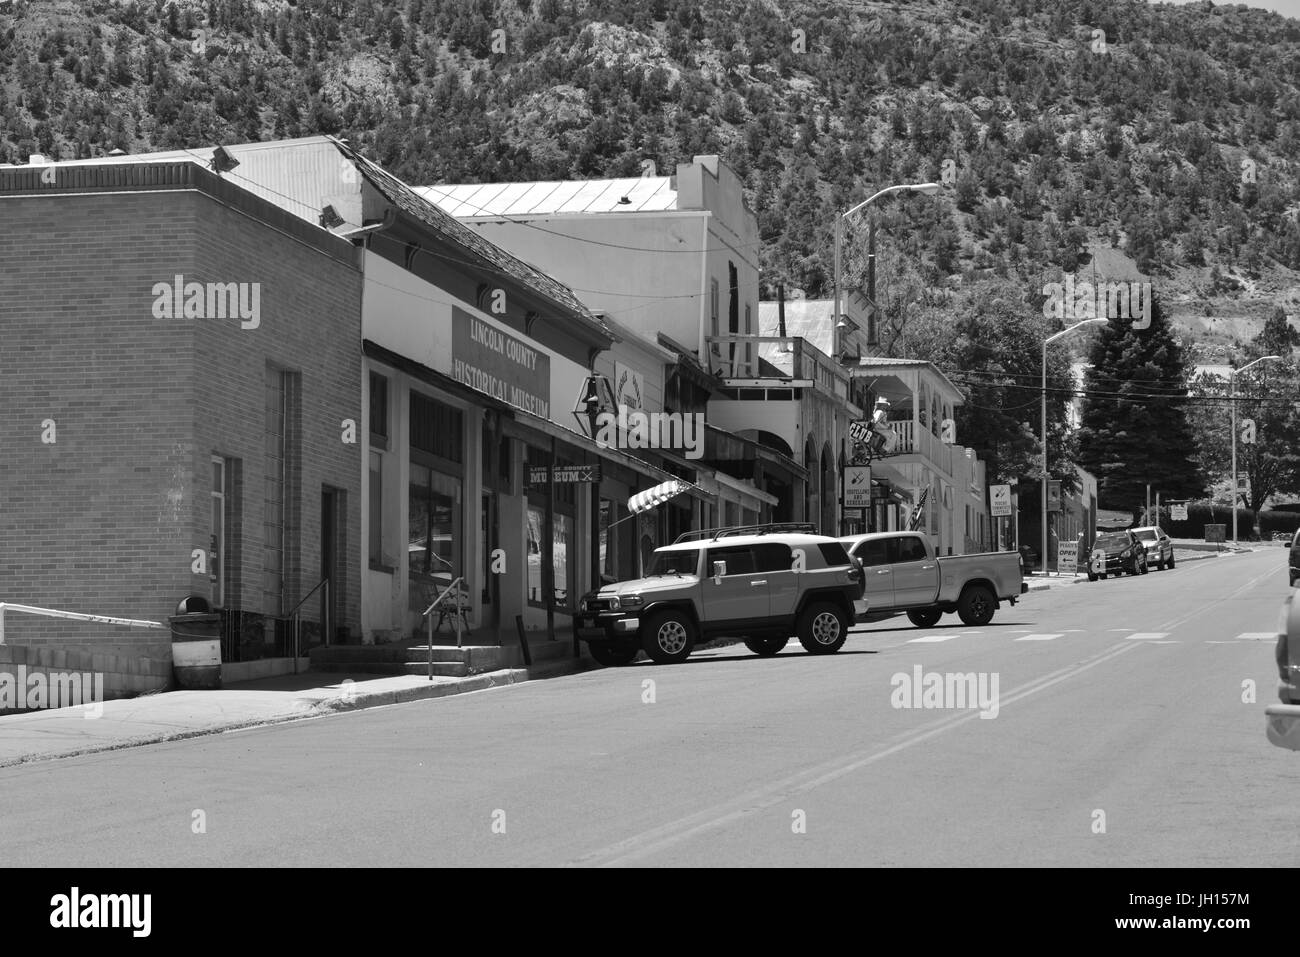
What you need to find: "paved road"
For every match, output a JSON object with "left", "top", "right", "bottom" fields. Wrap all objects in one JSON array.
[{"left": 1, "top": 549, "right": 1294, "bottom": 867}]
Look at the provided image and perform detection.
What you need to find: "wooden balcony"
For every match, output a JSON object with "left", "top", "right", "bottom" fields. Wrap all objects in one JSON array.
[{"left": 704, "top": 335, "right": 848, "bottom": 400}]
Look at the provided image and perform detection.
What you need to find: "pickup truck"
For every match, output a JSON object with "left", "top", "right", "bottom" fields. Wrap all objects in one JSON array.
[{"left": 838, "top": 531, "right": 1026, "bottom": 627}]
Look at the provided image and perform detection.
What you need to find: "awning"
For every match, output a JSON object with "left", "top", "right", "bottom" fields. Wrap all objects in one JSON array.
[{"left": 628, "top": 480, "right": 690, "bottom": 514}]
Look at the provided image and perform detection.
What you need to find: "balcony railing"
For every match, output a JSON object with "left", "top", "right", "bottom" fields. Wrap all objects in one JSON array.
[
  {"left": 704, "top": 336, "right": 847, "bottom": 400},
  {"left": 892, "top": 420, "right": 953, "bottom": 475}
]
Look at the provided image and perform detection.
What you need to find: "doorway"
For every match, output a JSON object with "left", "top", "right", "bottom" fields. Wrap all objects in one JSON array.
[{"left": 321, "top": 487, "right": 341, "bottom": 645}]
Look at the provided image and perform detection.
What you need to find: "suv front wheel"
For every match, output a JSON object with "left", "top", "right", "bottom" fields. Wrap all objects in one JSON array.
[
  {"left": 797, "top": 602, "right": 848, "bottom": 654},
  {"left": 642, "top": 610, "right": 696, "bottom": 664}
]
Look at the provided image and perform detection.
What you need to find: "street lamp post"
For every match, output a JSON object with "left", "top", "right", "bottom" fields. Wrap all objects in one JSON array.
[
  {"left": 832, "top": 182, "right": 940, "bottom": 359},
  {"left": 1228, "top": 355, "right": 1280, "bottom": 543},
  {"left": 1042, "top": 318, "right": 1107, "bottom": 576}
]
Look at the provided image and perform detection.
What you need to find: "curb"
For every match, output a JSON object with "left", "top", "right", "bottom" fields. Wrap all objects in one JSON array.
[{"left": 0, "top": 657, "right": 601, "bottom": 769}]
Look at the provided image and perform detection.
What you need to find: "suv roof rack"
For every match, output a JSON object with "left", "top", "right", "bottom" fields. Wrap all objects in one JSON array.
[{"left": 673, "top": 522, "right": 819, "bottom": 544}]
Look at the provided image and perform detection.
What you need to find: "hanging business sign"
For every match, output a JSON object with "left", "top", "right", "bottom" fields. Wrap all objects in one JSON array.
[
  {"left": 1170, "top": 504, "right": 1188, "bottom": 521},
  {"left": 844, "top": 465, "right": 872, "bottom": 508},
  {"left": 989, "top": 484, "right": 1012, "bottom": 517},
  {"left": 848, "top": 419, "right": 874, "bottom": 444},
  {"left": 451, "top": 307, "right": 551, "bottom": 418}
]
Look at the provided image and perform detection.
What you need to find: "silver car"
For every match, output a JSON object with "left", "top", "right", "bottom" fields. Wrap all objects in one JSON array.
[{"left": 1130, "top": 525, "right": 1175, "bottom": 570}]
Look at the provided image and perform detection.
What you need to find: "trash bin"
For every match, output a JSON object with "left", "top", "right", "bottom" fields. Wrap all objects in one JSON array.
[{"left": 170, "top": 596, "right": 222, "bottom": 690}]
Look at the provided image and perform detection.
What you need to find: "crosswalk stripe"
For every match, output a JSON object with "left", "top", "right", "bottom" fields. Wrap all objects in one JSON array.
[
  {"left": 1125, "top": 632, "right": 1170, "bottom": 640},
  {"left": 906, "top": 634, "right": 961, "bottom": 643},
  {"left": 1236, "top": 632, "right": 1276, "bottom": 641},
  {"left": 1015, "top": 633, "right": 1064, "bottom": 642}
]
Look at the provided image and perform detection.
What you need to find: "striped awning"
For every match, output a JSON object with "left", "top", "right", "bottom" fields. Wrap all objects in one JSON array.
[{"left": 628, "top": 480, "right": 689, "bottom": 514}]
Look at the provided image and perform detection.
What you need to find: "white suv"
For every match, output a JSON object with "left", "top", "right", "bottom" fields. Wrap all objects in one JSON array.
[{"left": 576, "top": 523, "right": 868, "bottom": 665}]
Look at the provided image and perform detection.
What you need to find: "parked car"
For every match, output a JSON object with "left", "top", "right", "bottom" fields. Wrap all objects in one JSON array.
[
  {"left": 838, "top": 531, "right": 1026, "bottom": 628},
  {"left": 1087, "top": 530, "right": 1148, "bottom": 581},
  {"left": 575, "top": 523, "right": 867, "bottom": 665},
  {"left": 1266, "top": 591, "right": 1300, "bottom": 750},
  {"left": 1290, "top": 529, "right": 1300, "bottom": 586},
  {"left": 1130, "top": 525, "right": 1175, "bottom": 570}
]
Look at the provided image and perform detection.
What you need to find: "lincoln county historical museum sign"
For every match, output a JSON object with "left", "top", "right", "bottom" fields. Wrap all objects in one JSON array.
[{"left": 451, "top": 307, "right": 552, "bottom": 418}]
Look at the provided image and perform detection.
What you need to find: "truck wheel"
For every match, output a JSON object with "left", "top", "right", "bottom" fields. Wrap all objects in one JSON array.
[
  {"left": 641, "top": 610, "right": 695, "bottom": 664},
  {"left": 744, "top": 636, "right": 788, "bottom": 657},
  {"left": 1087, "top": 572, "right": 1098, "bottom": 582},
  {"left": 797, "top": 602, "right": 848, "bottom": 654},
  {"left": 907, "top": 609, "right": 942, "bottom": 628},
  {"left": 957, "top": 585, "right": 996, "bottom": 627},
  {"left": 588, "top": 642, "right": 638, "bottom": 667}
]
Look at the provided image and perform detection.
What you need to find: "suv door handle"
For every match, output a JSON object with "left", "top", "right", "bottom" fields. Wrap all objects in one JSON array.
[
  {"left": 750, "top": 580, "right": 767, "bottom": 586},
  {"left": 876, "top": 569, "right": 891, "bottom": 575},
  {"left": 921, "top": 564, "right": 936, "bottom": 569}
]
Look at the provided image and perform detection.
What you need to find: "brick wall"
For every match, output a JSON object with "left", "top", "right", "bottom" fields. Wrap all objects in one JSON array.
[{"left": 0, "top": 176, "right": 363, "bottom": 646}]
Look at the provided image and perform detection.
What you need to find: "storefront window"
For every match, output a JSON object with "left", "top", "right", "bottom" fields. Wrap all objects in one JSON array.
[{"left": 408, "top": 464, "right": 463, "bottom": 609}]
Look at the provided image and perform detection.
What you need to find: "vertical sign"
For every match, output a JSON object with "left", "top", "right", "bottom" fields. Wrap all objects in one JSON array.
[
  {"left": 844, "top": 465, "right": 872, "bottom": 508},
  {"left": 989, "top": 484, "right": 1012, "bottom": 517}
]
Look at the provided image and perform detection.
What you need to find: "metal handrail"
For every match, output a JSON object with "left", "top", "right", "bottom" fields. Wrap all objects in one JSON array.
[
  {"left": 288, "top": 577, "right": 330, "bottom": 620},
  {"left": 421, "top": 576, "right": 468, "bottom": 679},
  {"left": 0, "top": 602, "right": 166, "bottom": 645},
  {"left": 290, "top": 577, "right": 330, "bottom": 675}
]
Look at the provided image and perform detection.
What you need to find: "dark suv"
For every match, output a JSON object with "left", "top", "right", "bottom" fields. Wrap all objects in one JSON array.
[
  {"left": 576, "top": 523, "right": 867, "bottom": 665},
  {"left": 1087, "top": 530, "right": 1148, "bottom": 581}
]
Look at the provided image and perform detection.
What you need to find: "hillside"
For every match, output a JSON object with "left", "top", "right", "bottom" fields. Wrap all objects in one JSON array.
[{"left": 2, "top": 0, "right": 1300, "bottom": 357}]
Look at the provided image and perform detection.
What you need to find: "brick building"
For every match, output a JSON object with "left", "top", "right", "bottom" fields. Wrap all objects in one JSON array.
[{"left": 0, "top": 159, "right": 363, "bottom": 670}]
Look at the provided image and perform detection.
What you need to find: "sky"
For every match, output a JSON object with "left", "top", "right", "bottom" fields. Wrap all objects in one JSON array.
[{"left": 1150, "top": 0, "right": 1300, "bottom": 19}]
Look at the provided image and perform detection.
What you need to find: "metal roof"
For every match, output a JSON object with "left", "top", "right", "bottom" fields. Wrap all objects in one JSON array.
[
  {"left": 418, "top": 176, "right": 679, "bottom": 217},
  {"left": 332, "top": 139, "right": 609, "bottom": 337}
]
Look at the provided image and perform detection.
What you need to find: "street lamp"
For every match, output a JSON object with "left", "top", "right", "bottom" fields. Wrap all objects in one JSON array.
[
  {"left": 1229, "top": 354, "right": 1280, "bottom": 543},
  {"left": 832, "top": 182, "right": 940, "bottom": 357},
  {"left": 1042, "top": 318, "right": 1107, "bottom": 576}
]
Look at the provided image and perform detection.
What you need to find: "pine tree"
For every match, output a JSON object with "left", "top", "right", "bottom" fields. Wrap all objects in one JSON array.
[{"left": 1076, "top": 291, "right": 1205, "bottom": 515}]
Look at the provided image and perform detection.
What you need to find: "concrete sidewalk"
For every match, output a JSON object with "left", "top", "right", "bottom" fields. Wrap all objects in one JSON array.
[{"left": 0, "top": 657, "right": 599, "bottom": 769}]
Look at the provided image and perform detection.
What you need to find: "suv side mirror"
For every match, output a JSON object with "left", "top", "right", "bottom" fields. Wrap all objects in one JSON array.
[{"left": 712, "top": 560, "right": 726, "bottom": 583}]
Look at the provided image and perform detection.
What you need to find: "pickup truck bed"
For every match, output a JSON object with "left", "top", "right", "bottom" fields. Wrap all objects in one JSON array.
[{"left": 840, "top": 532, "right": 1026, "bottom": 627}]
